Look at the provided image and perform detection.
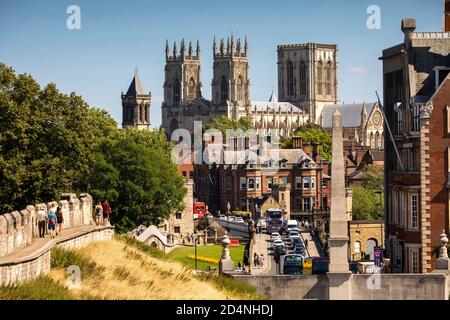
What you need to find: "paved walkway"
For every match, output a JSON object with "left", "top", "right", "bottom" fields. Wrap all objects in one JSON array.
[
  {"left": 301, "top": 230, "right": 324, "bottom": 258},
  {"left": 251, "top": 233, "right": 271, "bottom": 275},
  {"left": 0, "top": 225, "right": 112, "bottom": 265}
]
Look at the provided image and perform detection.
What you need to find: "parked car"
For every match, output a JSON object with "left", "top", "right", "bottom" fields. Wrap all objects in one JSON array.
[
  {"left": 228, "top": 216, "right": 236, "bottom": 222},
  {"left": 288, "top": 229, "right": 300, "bottom": 237},
  {"left": 272, "top": 239, "right": 285, "bottom": 249},
  {"left": 293, "top": 245, "right": 306, "bottom": 256},
  {"left": 257, "top": 219, "right": 267, "bottom": 230},
  {"left": 235, "top": 217, "right": 245, "bottom": 223},
  {"left": 273, "top": 241, "right": 287, "bottom": 255},
  {"left": 271, "top": 232, "right": 282, "bottom": 241}
]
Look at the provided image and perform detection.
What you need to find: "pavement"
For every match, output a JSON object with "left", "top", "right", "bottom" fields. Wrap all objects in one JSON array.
[{"left": 250, "top": 232, "right": 271, "bottom": 275}]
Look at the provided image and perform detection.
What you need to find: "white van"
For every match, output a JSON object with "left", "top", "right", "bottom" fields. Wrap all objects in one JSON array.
[{"left": 287, "top": 220, "right": 298, "bottom": 231}]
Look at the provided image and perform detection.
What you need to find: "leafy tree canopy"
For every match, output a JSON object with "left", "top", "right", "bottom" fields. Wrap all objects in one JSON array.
[
  {"left": 281, "top": 123, "right": 332, "bottom": 161},
  {"left": 203, "top": 116, "right": 254, "bottom": 138},
  {"left": 351, "top": 166, "right": 384, "bottom": 221},
  {"left": 0, "top": 64, "right": 186, "bottom": 233}
]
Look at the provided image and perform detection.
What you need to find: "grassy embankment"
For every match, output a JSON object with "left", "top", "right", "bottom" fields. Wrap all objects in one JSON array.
[{"left": 0, "top": 235, "right": 262, "bottom": 300}]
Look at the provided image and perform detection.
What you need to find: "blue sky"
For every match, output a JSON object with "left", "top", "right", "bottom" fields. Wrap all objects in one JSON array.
[{"left": 0, "top": 0, "right": 442, "bottom": 128}]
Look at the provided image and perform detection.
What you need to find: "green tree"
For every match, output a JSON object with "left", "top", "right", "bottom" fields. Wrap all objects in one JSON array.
[
  {"left": 351, "top": 166, "right": 384, "bottom": 221},
  {"left": 281, "top": 124, "right": 332, "bottom": 161},
  {"left": 0, "top": 64, "right": 186, "bottom": 233},
  {"left": 204, "top": 116, "right": 254, "bottom": 137},
  {"left": 88, "top": 129, "right": 187, "bottom": 233}
]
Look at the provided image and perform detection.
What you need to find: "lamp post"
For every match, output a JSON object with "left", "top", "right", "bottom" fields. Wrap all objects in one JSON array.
[
  {"left": 193, "top": 233, "right": 198, "bottom": 272},
  {"left": 226, "top": 201, "right": 231, "bottom": 233}
]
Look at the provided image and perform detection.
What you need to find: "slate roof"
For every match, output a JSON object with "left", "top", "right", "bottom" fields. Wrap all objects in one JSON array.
[
  {"left": 321, "top": 102, "right": 378, "bottom": 128},
  {"left": 251, "top": 101, "right": 305, "bottom": 113},
  {"left": 125, "top": 74, "right": 147, "bottom": 96}
]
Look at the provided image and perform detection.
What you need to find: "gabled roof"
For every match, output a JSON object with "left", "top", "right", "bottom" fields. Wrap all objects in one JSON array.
[
  {"left": 321, "top": 102, "right": 378, "bottom": 128},
  {"left": 125, "top": 74, "right": 147, "bottom": 96}
]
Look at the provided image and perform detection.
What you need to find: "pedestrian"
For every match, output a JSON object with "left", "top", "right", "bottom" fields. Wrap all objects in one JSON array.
[
  {"left": 259, "top": 253, "right": 265, "bottom": 268},
  {"left": 238, "top": 261, "right": 242, "bottom": 271},
  {"left": 102, "top": 199, "right": 112, "bottom": 225},
  {"left": 94, "top": 202, "right": 103, "bottom": 226},
  {"left": 47, "top": 206, "right": 57, "bottom": 238},
  {"left": 56, "top": 206, "right": 64, "bottom": 236},
  {"left": 305, "top": 239, "right": 309, "bottom": 249},
  {"left": 37, "top": 205, "right": 47, "bottom": 238}
]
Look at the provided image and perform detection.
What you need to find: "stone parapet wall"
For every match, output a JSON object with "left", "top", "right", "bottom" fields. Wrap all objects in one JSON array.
[
  {"left": 0, "top": 194, "right": 93, "bottom": 258},
  {"left": 234, "top": 273, "right": 449, "bottom": 300},
  {"left": 0, "top": 226, "right": 114, "bottom": 286}
]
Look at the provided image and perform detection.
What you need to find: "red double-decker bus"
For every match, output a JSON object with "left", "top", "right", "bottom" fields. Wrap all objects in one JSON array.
[{"left": 193, "top": 202, "right": 206, "bottom": 220}]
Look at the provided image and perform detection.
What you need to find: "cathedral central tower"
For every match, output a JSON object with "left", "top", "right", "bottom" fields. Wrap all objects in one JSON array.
[{"left": 211, "top": 34, "right": 251, "bottom": 119}]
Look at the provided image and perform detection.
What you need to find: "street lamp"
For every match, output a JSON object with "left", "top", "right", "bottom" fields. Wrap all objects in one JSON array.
[
  {"left": 374, "top": 191, "right": 384, "bottom": 250},
  {"left": 226, "top": 201, "right": 231, "bottom": 233},
  {"left": 192, "top": 233, "right": 198, "bottom": 272}
]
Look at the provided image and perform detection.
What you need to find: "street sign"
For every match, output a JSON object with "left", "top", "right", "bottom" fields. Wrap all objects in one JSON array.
[{"left": 374, "top": 246, "right": 383, "bottom": 267}]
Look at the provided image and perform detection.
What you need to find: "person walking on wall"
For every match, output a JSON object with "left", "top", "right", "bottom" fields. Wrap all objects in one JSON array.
[
  {"left": 47, "top": 205, "right": 57, "bottom": 238},
  {"left": 56, "top": 206, "right": 64, "bottom": 236},
  {"left": 94, "top": 202, "right": 103, "bottom": 226},
  {"left": 37, "top": 205, "right": 47, "bottom": 238},
  {"left": 102, "top": 199, "right": 112, "bottom": 225}
]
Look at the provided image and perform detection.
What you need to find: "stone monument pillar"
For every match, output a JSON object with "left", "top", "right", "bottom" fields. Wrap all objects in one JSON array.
[
  {"left": 328, "top": 109, "right": 352, "bottom": 300},
  {"left": 436, "top": 230, "right": 450, "bottom": 270},
  {"left": 219, "top": 235, "right": 235, "bottom": 274}
]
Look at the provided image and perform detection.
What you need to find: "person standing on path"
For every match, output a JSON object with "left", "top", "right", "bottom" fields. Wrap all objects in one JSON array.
[
  {"left": 94, "top": 202, "right": 103, "bottom": 226},
  {"left": 37, "top": 206, "right": 47, "bottom": 238},
  {"left": 305, "top": 239, "right": 309, "bottom": 249},
  {"left": 47, "top": 206, "right": 57, "bottom": 238},
  {"left": 56, "top": 206, "right": 64, "bottom": 236},
  {"left": 102, "top": 200, "right": 112, "bottom": 225}
]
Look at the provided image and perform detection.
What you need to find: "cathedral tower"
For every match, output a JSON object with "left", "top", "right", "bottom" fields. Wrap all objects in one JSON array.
[
  {"left": 163, "top": 39, "right": 202, "bottom": 106},
  {"left": 277, "top": 43, "right": 338, "bottom": 124},
  {"left": 122, "top": 72, "right": 151, "bottom": 130},
  {"left": 212, "top": 34, "right": 251, "bottom": 119}
]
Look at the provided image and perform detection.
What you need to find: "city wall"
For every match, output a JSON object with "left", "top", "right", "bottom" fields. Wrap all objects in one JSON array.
[
  {"left": 234, "top": 273, "right": 449, "bottom": 300},
  {"left": 0, "top": 193, "right": 94, "bottom": 257}
]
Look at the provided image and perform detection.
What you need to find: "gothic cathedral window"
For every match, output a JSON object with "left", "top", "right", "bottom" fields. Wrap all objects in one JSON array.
[
  {"left": 237, "top": 75, "right": 243, "bottom": 102},
  {"left": 188, "top": 77, "right": 196, "bottom": 101},
  {"left": 287, "top": 61, "right": 294, "bottom": 97},
  {"left": 317, "top": 61, "right": 324, "bottom": 96},
  {"left": 173, "top": 80, "right": 181, "bottom": 105},
  {"left": 326, "top": 61, "right": 333, "bottom": 96},
  {"left": 299, "top": 61, "right": 307, "bottom": 96},
  {"left": 221, "top": 76, "right": 228, "bottom": 103}
]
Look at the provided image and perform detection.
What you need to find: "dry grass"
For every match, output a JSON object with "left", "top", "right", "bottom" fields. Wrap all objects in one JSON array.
[{"left": 48, "top": 239, "right": 245, "bottom": 300}]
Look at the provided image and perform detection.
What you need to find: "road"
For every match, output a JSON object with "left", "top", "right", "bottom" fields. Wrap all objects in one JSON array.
[{"left": 257, "top": 228, "right": 325, "bottom": 275}]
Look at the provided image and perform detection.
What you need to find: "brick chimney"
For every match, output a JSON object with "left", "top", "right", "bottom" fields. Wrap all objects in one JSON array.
[
  {"left": 292, "top": 136, "right": 303, "bottom": 149},
  {"left": 401, "top": 18, "right": 416, "bottom": 37},
  {"left": 444, "top": 0, "right": 450, "bottom": 32}
]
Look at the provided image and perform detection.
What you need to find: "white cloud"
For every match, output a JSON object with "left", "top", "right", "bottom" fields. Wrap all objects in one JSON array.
[{"left": 349, "top": 67, "right": 369, "bottom": 74}]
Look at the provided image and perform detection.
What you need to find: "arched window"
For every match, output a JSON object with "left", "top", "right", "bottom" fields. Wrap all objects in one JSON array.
[
  {"left": 236, "top": 75, "right": 243, "bottom": 102},
  {"left": 299, "top": 61, "right": 307, "bottom": 96},
  {"left": 287, "top": 61, "right": 294, "bottom": 97},
  {"left": 370, "top": 132, "right": 375, "bottom": 148},
  {"left": 173, "top": 80, "right": 181, "bottom": 104},
  {"left": 355, "top": 241, "right": 361, "bottom": 254},
  {"left": 221, "top": 76, "right": 228, "bottom": 102},
  {"left": 317, "top": 61, "right": 324, "bottom": 95},
  {"left": 326, "top": 61, "right": 333, "bottom": 96},
  {"left": 375, "top": 131, "right": 380, "bottom": 149},
  {"left": 188, "top": 77, "right": 196, "bottom": 101}
]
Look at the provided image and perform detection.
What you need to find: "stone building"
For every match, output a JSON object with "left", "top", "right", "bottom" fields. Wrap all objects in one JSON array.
[
  {"left": 277, "top": 43, "right": 338, "bottom": 124},
  {"left": 349, "top": 221, "right": 385, "bottom": 262},
  {"left": 320, "top": 102, "right": 384, "bottom": 150},
  {"left": 194, "top": 140, "right": 331, "bottom": 226},
  {"left": 161, "top": 35, "right": 318, "bottom": 140},
  {"left": 121, "top": 73, "right": 151, "bottom": 130},
  {"left": 161, "top": 179, "right": 195, "bottom": 241},
  {"left": 382, "top": 7, "right": 450, "bottom": 273}
]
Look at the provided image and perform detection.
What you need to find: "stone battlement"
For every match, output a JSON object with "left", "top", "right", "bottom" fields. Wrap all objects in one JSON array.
[{"left": 0, "top": 193, "right": 94, "bottom": 258}]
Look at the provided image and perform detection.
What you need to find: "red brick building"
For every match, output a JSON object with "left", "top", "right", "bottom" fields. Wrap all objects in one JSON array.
[
  {"left": 194, "top": 138, "right": 331, "bottom": 227},
  {"left": 381, "top": 11, "right": 450, "bottom": 273}
]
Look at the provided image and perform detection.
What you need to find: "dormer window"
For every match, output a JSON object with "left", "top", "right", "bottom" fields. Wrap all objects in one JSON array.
[{"left": 434, "top": 67, "right": 450, "bottom": 90}]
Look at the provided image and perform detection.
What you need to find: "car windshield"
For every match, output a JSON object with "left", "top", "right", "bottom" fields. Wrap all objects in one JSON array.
[{"left": 284, "top": 256, "right": 303, "bottom": 264}]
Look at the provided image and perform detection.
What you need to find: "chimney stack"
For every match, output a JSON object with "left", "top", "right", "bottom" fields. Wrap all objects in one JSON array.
[
  {"left": 292, "top": 136, "right": 303, "bottom": 149},
  {"left": 444, "top": 0, "right": 450, "bottom": 32}
]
